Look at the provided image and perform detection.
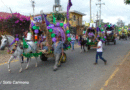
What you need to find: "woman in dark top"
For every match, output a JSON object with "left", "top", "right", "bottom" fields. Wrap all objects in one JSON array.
[{"left": 79, "top": 35, "right": 86, "bottom": 53}]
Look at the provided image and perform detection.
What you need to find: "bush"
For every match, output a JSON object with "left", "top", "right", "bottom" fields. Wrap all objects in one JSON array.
[{"left": 0, "top": 12, "right": 30, "bottom": 38}]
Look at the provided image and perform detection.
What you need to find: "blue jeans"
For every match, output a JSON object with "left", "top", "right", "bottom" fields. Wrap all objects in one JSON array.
[
  {"left": 71, "top": 41, "right": 75, "bottom": 50},
  {"left": 96, "top": 52, "right": 106, "bottom": 63},
  {"left": 76, "top": 39, "right": 78, "bottom": 43}
]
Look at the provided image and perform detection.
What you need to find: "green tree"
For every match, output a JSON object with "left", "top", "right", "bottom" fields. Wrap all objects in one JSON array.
[
  {"left": 101, "top": 22, "right": 109, "bottom": 30},
  {"left": 116, "top": 19, "right": 125, "bottom": 27},
  {"left": 47, "top": 11, "right": 67, "bottom": 23},
  {"left": 128, "top": 23, "right": 130, "bottom": 28},
  {"left": 124, "top": 0, "right": 130, "bottom": 4}
]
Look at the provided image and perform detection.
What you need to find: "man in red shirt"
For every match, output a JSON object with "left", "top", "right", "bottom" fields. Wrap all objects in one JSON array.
[{"left": 76, "top": 35, "right": 78, "bottom": 43}]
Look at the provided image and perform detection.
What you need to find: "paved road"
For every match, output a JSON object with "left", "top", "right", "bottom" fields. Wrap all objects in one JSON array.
[{"left": 0, "top": 39, "right": 130, "bottom": 90}]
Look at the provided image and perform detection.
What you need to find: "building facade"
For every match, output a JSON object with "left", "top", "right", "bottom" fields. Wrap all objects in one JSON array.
[{"left": 35, "top": 10, "right": 86, "bottom": 35}]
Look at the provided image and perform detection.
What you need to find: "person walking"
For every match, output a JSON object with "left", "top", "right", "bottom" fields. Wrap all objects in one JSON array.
[
  {"left": 76, "top": 34, "right": 78, "bottom": 43},
  {"left": 71, "top": 35, "right": 75, "bottom": 51},
  {"left": 79, "top": 35, "right": 86, "bottom": 53},
  {"left": 51, "top": 36, "right": 64, "bottom": 71},
  {"left": 93, "top": 37, "right": 107, "bottom": 65}
]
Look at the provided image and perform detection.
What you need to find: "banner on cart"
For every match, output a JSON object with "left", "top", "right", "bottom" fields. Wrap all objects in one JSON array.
[{"left": 34, "top": 16, "right": 42, "bottom": 22}]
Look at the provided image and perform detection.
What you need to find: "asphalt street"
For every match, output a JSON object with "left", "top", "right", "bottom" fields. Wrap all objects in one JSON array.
[{"left": 0, "top": 39, "right": 130, "bottom": 90}]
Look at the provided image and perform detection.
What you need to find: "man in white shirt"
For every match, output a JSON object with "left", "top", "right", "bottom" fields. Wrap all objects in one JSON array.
[{"left": 93, "top": 37, "right": 107, "bottom": 65}]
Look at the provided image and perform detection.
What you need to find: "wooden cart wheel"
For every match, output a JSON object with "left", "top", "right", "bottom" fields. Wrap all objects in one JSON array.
[
  {"left": 119, "top": 36, "right": 121, "bottom": 40},
  {"left": 88, "top": 45, "right": 90, "bottom": 50},
  {"left": 126, "top": 36, "right": 127, "bottom": 40},
  {"left": 40, "top": 54, "right": 48, "bottom": 61},
  {"left": 60, "top": 52, "right": 67, "bottom": 63},
  {"left": 105, "top": 41, "right": 107, "bottom": 45},
  {"left": 114, "top": 40, "right": 116, "bottom": 45}
]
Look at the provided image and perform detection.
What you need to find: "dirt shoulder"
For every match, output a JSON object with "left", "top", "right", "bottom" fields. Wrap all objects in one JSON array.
[
  {"left": 0, "top": 49, "right": 11, "bottom": 63},
  {"left": 103, "top": 55, "right": 130, "bottom": 90}
]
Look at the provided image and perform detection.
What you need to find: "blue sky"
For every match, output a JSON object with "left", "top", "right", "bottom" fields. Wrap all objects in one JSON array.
[{"left": 0, "top": 0, "right": 130, "bottom": 25}]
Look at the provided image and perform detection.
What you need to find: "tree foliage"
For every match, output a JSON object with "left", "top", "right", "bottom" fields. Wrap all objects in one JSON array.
[
  {"left": 0, "top": 13, "right": 30, "bottom": 38},
  {"left": 47, "top": 11, "right": 67, "bottom": 23},
  {"left": 116, "top": 19, "right": 125, "bottom": 27},
  {"left": 124, "top": 0, "right": 130, "bottom": 4}
]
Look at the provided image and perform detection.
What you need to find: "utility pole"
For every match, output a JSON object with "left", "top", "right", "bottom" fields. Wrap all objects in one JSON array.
[
  {"left": 96, "top": 0, "right": 105, "bottom": 28},
  {"left": 31, "top": 0, "right": 35, "bottom": 17},
  {"left": 96, "top": 11, "right": 98, "bottom": 21},
  {"left": 96, "top": 11, "right": 99, "bottom": 27},
  {"left": 90, "top": 0, "right": 92, "bottom": 23}
]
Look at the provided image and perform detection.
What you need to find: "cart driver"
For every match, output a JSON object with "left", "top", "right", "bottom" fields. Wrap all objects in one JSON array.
[
  {"left": 46, "top": 35, "right": 64, "bottom": 70},
  {"left": 122, "top": 31, "right": 125, "bottom": 36},
  {"left": 51, "top": 36, "right": 64, "bottom": 71}
]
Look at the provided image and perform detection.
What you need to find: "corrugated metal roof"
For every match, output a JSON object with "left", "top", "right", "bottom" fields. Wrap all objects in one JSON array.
[
  {"left": 0, "top": 12, "right": 30, "bottom": 19},
  {"left": 0, "top": 12, "right": 12, "bottom": 19}
]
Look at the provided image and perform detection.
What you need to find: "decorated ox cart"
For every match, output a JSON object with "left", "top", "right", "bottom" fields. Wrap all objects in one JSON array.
[
  {"left": 105, "top": 25, "right": 116, "bottom": 45},
  {"left": 22, "top": 0, "right": 72, "bottom": 71},
  {"left": 36, "top": 17, "right": 71, "bottom": 63},
  {"left": 22, "top": 13, "right": 72, "bottom": 71},
  {"left": 128, "top": 29, "right": 130, "bottom": 38},
  {"left": 118, "top": 29, "right": 127, "bottom": 40},
  {"left": 86, "top": 27, "right": 97, "bottom": 50},
  {"left": 86, "top": 26, "right": 105, "bottom": 50}
]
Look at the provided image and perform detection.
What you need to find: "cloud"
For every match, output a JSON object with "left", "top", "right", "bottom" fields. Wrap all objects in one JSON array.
[
  {"left": 0, "top": 0, "right": 130, "bottom": 25},
  {"left": 103, "top": 16, "right": 125, "bottom": 24}
]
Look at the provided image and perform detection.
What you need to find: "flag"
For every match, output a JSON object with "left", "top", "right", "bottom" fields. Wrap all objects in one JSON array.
[
  {"left": 125, "top": 26, "right": 128, "bottom": 29},
  {"left": 67, "top": 0, "right": 72, "bottom": 22},
  {"left": 64, "top": 18, "right": 67, "bottom": 24},
  {"left": 43, "top": 14, "right": 50, "bottom": 26},
  {"left": 52, "top": 13, "right": 56, "bottom": 24},
  {"left": 119, "top": 28, "right": 122, "bottom": 29},
  {"left": 85, "top": 22, "right": 89, "bottom": 26},
  {"left": 91, "top": 19, "right": 94, "bottom": 23},
  {"left": 30, "top": 15, "right": 33, "bottom": 21}
]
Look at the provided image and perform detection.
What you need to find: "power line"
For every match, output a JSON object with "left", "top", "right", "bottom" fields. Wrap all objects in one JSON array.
[
  {"left": 1, "top": 0, "right": 9, "bottom": 9},
  {"left": 1, "top": 0, "right": 13, "bottom": 13}
]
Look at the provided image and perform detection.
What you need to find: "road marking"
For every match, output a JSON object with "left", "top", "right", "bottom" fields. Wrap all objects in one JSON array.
[
  {"left": 100, "top": 88, "right": 103, "bottom": 90},
  {"left": 0, "top": 60, "right": 18, "bottom": 66},
  {"left": 100, "top": 50, "right": 130, "bottom": 90},
  {"left": 104, "top": 68, "right": 119, "bottom": 86},
  {"left": 0, "top": 57, "right": 34, "bottom": 66}
]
